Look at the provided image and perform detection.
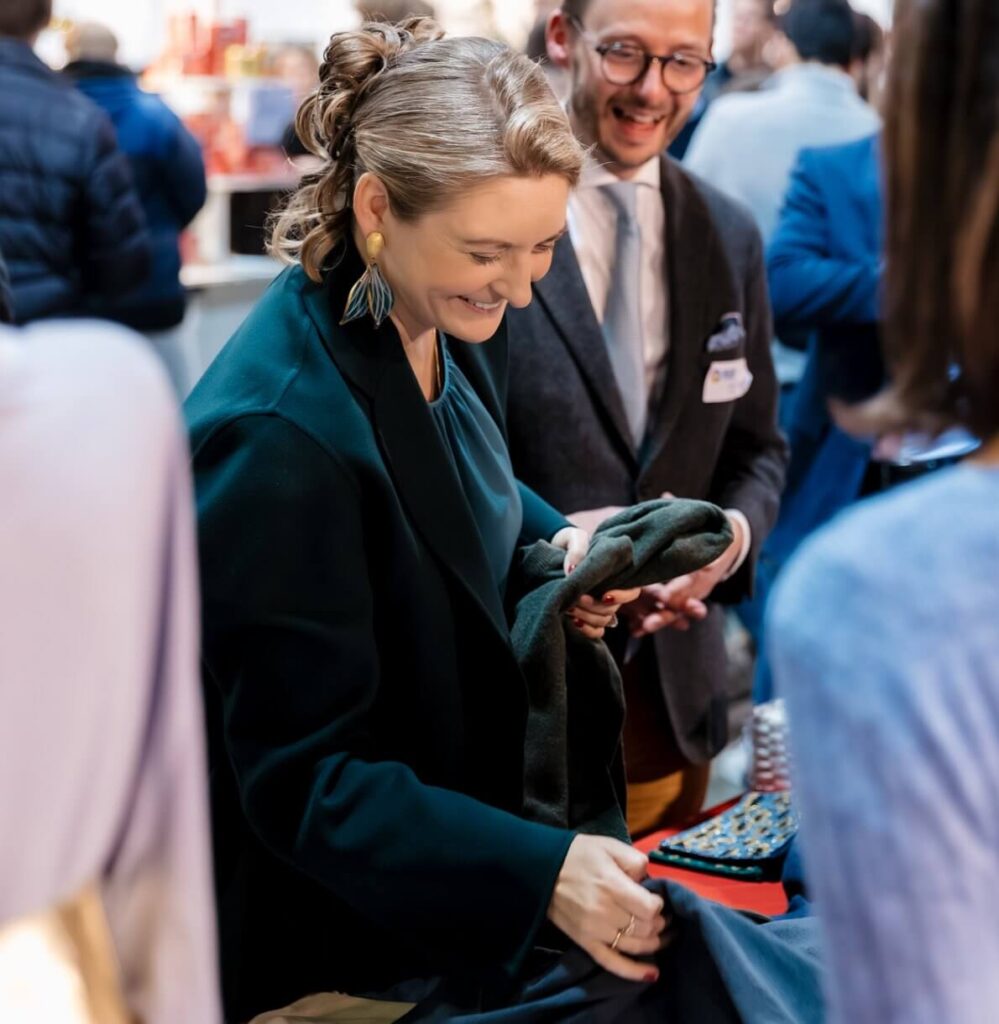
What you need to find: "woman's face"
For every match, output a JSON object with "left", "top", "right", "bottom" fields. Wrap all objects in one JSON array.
[{"left": 373, "top": 174, "right": 571, "bottom": 344}]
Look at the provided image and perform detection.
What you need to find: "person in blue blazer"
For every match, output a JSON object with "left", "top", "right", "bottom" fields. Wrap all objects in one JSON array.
[
  {"left": 749, "top": 132, "right": 883, "bottom": 699},
  {"left": 186, "top": 22, "right": 666, "bottom": 1022}
]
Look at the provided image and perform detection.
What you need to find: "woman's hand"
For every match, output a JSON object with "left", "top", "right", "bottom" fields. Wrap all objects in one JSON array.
[
  {"left": 568, "top": 590, "right": 642, "bottom": 639},
  {"left": 551, "top": 527, "right": 640, "bottom": 639},
  {"left": 547, "top": 835, "right": 669, "bottom": 983},
  {"left": 551, "top": 526, "right": 590, "bottom": 575}
]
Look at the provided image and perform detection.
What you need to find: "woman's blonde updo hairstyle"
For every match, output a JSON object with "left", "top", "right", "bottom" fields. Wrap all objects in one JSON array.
[{"left": 269, "top": 18, "right": 585, "bottom": 282}]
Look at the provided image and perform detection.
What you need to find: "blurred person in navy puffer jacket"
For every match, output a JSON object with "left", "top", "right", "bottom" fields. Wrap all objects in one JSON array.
[
  {"left": 65, "top": 22, "right": 207, "bottom": 333},
  {"left": 0, "top": 0, "right": 150, "bottom": 324}
]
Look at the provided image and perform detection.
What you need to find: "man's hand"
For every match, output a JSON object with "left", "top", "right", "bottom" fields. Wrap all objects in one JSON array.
[
  {"left": 567, "top": 506, "right": 626, "bottom": 537},
  {"left": 620, "top": 582, "right": 708, "bottom": 637},
  {"left": 622, "top": 514, "right": 745, "bottom": 638}
]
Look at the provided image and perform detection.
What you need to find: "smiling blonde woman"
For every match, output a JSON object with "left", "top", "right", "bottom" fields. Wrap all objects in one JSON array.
[{"left": 185, "top": 19, "right": 671, "bottom": 1022}]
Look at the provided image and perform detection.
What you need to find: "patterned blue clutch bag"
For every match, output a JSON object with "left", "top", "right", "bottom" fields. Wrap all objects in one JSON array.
[{"left": 650, "top": 792, "right": 798, "bottom": 882}]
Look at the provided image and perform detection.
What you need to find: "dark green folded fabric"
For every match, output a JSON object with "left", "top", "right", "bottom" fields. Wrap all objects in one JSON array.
[{"left": 508, "top": 499, "right": 733, "bottom": 841}]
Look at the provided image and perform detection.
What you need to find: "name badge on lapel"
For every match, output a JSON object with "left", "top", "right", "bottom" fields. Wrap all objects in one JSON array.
[{"left": 703, "top": 358, "right": 753, "bottom": 403}]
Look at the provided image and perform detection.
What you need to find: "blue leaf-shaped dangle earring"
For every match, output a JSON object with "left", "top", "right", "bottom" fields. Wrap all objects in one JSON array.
[{"left": 340, "top": 230, "right": 394, "bottom": 328}]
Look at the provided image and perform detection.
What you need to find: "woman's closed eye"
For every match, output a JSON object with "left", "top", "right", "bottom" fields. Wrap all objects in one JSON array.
[{"left": 470, "top": 244, "right": 556, "bottom": 266}]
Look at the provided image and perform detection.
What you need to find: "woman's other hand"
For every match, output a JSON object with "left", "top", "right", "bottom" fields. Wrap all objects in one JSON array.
[
  {"left": 568, "top": 590, "right": 642, "bottom": 639},
  {"left": 547, "top": 835, "right": 669, "bottom": 983},
  {"left": 551, "top": 526, "right": 590, "bottom": 575},
  {"left": 551, "top": 527, "right": 640, "bottom": 639}
]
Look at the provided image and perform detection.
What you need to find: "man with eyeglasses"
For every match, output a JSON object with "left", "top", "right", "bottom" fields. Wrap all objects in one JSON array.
[{"left": 504, "top": 0, "right": 787, "bottom": 835}]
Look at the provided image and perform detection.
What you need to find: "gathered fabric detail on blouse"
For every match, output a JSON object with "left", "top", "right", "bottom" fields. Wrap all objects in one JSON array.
[{"left": 429, "top": 337, "right": 523, "bottom": 595}]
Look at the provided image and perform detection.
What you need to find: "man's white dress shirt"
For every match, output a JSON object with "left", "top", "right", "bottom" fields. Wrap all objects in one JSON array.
[{"left": 568, "top": 154, "right": 668, "bottom": 396}]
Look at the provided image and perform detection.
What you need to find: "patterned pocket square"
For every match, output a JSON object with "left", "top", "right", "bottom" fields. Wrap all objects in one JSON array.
[{"left": 705, "top": 312, "right": 746, "bottom": 354}]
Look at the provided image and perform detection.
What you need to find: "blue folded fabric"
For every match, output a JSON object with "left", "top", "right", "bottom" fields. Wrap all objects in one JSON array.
[{"left": 402, "top": 877, "right": 822, "bottom": 1023}]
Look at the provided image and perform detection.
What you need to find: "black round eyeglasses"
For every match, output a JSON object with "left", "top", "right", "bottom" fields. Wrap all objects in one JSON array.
[{"left": 565, "top": 12, "right": 716, "bottom": 95}]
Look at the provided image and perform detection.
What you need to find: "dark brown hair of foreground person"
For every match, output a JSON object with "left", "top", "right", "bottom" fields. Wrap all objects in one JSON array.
[
  {"left": 847, "top": 0, "right": 998, "bottom": 441},
  {"left": 0, "top": 0, "right": 51, "bottom": 38}
]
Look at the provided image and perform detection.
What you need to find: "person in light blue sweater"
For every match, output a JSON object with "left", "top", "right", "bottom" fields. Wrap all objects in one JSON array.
[{"left": 766, "top": 0, "right": 999, "bottom": 1018}]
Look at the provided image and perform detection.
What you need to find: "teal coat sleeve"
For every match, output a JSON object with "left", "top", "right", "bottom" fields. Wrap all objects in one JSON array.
[
  {"left": 194, "top": 413, "right": 574, "bottom": 978},
  {"left": 518, "top": 480, "right": 571, "bottom": 547}
]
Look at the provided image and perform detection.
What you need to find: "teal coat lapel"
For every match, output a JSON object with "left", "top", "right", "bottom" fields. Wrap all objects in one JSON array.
[{"left": 301, "top": 248, "right": 511, "bottom": 641}]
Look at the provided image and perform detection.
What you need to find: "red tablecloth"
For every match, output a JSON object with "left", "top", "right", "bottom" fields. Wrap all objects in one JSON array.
[{"left": 635, "top": 803, "right": 789, "bottom": 917}]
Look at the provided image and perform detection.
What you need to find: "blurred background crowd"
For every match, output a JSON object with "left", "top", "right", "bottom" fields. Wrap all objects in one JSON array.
[{"left": 0, "top": 0, "right": 894, "bottom": 399}]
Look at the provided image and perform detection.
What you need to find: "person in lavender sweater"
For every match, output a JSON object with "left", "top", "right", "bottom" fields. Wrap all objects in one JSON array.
[
  {"left": 0, "top": 321, "right": 220, "bottom": 1023},
  {"left": 766, "top": 0, "right": 999, "bottom": 1020}
]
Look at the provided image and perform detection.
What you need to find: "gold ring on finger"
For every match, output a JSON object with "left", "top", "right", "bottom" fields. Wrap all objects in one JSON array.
[
  {"left": 611, "top": 927, "right": 626, "bottom": 951},
  {"left": 624, "top": 914, "right": 636, "bottom": 937}
]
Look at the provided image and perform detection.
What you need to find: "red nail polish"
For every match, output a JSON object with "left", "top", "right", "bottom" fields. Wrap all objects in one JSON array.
[
  {"left": 574, "top": 618, "right": 583, "bottom": 628},
  {"left": 602, "top": 594, "right": 613, "bottom": 603},
  {"left": 644, "top": 970, "right": 659, "bottom": 984},
  {"left": 567, "top": 564, "right": 576, "bottom": 574}
]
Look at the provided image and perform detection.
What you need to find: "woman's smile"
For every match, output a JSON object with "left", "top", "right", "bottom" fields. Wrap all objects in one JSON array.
[{"left": 456, "top": 294, "right": 506, "bottom": 314}]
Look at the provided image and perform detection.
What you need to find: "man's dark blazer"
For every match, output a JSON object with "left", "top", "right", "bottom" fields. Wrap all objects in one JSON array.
[
  {"left": 505, "top": 156, "right": 787, "bottom": 765},
  {"left": 185, "top": 246, "right": 574, "bottom": 1022}
]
